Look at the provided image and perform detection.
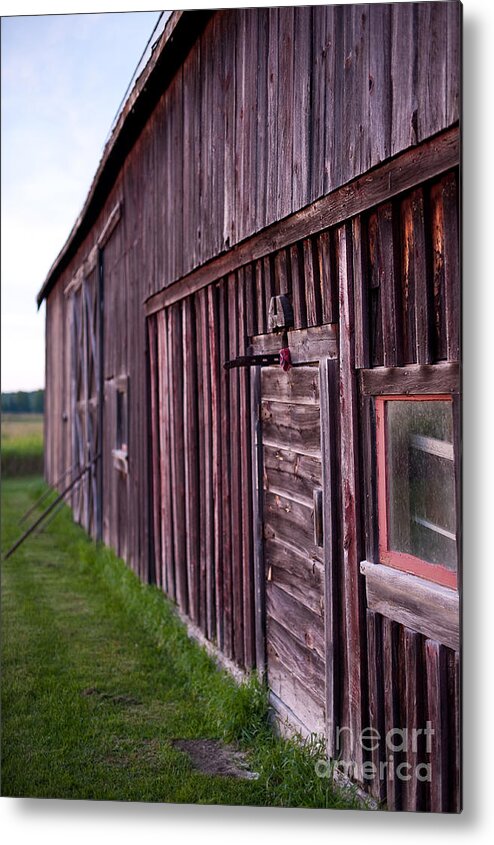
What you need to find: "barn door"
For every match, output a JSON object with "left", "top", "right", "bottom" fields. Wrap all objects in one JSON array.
[
  {"left": 257, "top": 347, "right": 338, "bottom": 740},
  {"left": 69, "top": 260, "right": 101, "bottom": 539}
]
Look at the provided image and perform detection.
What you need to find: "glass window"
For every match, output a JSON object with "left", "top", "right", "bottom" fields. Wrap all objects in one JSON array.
[{"left": 376, "top": 395, "right": 457, "bottom": 589}]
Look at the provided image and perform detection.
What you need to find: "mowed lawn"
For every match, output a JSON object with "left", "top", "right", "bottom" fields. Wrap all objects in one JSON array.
[{"left": 1, "top": 476, "right": 361, "bottom": 809}]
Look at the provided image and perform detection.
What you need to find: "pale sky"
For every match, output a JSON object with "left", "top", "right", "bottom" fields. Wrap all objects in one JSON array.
[{"left": 1, "top": 9, "right": 165, "bottom": 391}]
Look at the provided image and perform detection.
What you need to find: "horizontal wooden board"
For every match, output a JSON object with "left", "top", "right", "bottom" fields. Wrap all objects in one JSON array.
[
  {"left": 263, "top": 490, "right": 323, "bottom": 563},
  {"left": 267, "top": 616, "right": 326, "bottom": 707},
  {"left": 261, "top": 401, "right": 321, "bottom": 456},
  {"left": 263, "top": 444, "right": 321, "bottom": 506},
  {"left": 268, "top": 659, "right": 326, "bottom": 736},
  {"left": 261, "top": 365, "right": 320, "bottom": 405},
  {"left": 264, "top": 537, "right": 324, "bottom": 617},
  {"left": 266, "top": 582, "right": 325, "bottom": 659},
  {"left": 360, "top": 561, "right": 459, "bottom": 652},
  {"left": 359, "top": 362, "right": 460, "bottom": 395}
]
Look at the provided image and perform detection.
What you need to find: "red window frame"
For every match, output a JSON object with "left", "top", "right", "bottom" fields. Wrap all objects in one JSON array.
[{"left": 375, "top": 393, "right": 457, "bottom": 590}]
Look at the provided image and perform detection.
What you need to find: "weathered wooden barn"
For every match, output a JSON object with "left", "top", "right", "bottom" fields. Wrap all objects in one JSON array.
[{"left": 38, "top": 4, "right": 461, "bottom": 812}]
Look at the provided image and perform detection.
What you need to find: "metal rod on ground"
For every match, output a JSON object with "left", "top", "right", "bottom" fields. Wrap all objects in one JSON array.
[
  {"left": 18, "top": 463, "right": 75, "bottom": 525},
  {"left": 3, "top": 455, "right": 100, "bottom": 561}
]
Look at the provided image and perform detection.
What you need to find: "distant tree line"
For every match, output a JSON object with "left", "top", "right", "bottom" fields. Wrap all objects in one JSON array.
[{"left": 1, "top": 390, "right": 44, "bottom": 414}]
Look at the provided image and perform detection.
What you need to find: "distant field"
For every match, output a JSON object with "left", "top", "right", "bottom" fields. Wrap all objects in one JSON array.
[{"left": 1, "top": 413, "right": 44, "bottom": 477}]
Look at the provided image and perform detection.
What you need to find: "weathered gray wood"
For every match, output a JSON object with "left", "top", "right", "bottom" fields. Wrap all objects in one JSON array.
[
  {"left": 261, "top": 401, "right": 321, "bottom": 456},
  {"left": 251, "top": 365, "right": 266, "bottom": 675},
  {"left": 264, "top": 490, "right": 322, "bottom": 564},
  {"left": 250, "top": 323, "right": 338, "bottom": 365},
  {"left": 261, "top": 365, "right": 320, "bottom": 405},
  {"left": 359, "top": 362, "right": 460, "bottom": 395},
  {"left": 264, "top": 537, "right": 323, "bottom": 618},
  {"left": 267, "top": 616, "right": 326, "bottom": 708},
  {"left": 320, "top": 356, "right": 339, "bottom": 758},
  {"left": 263, "top": 444, "right": 321, "bottom": 507},
  {"left": 382, "top": 617, "right": 401, "bottom": 811},
  {"left": 337, "top": 222, "right": 364, "bottom": 779},
  {"left": 425, "top": 639, "right": 449, "bottom": 812},
  {"left": 145, "top": 127, "right": 459, "bottom": 316},
  {"left": 403, "top": 628, "right": 423, "bottom": 812},
  {"left": 366, "top": 610, "right": 386, "bottom": 802},
  {"left": 266, "top": 582, "right": 325, "bottom": 661},
  {"left": 360, "top": 561, "right": 459, "bottom": 652},
  {"left": 268, "top": 666, "right": 326, "bottom": 738}
]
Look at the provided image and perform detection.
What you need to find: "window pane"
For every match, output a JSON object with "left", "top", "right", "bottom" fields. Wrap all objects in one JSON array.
[{"left": 385, "top": 399, "right": 456, "bottom": 571}]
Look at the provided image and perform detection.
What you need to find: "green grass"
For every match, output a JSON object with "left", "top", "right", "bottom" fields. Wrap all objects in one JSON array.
[
  {"left": 1, "top": 414, "right": 44, "bottom": 477},
  {"left": 1, "top": 477, "right": 362, "bottom": 809}
]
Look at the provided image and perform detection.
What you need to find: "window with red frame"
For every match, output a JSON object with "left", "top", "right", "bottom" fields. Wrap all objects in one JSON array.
[{"left": 375, "top": 394, "right": 457, "bottom": 589}]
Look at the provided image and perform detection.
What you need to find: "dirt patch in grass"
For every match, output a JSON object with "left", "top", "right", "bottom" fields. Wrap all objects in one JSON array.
[
  {"left": 81, "top": 687, "right": 141, "bottom": 707},
  {"left": 172, "top": 739, "right": 259, "bottom": 780}
]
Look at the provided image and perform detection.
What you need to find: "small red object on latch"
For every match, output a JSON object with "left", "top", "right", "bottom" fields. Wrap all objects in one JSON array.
[{"left": 279, "top": 347, "right": 292, "bottom": 372}]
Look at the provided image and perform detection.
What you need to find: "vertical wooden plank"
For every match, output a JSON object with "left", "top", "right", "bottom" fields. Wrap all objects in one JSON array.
[
  {"left": 223, "top": 11, "right": 236, "bottom": 250},
  {"left": 303, "top": 238, "right": 322, "bottom": 327},
  {"left": 200, "top": 18, "right": 213, "bottom": 266},
  {"left": 417, "top": 2, "right": 448, "bottom": 142},
  {"left": 382, "top": 618, "right": 402, "bottom": 811},
  {"left": 367, "top": 211, "right": 384, "bottom": 367},
  {"left": 390, "top": 2, "right": 418, "bottom": 156},
  {"left": 208, "top": 284, "right": 224, "bottom": 650},
  {"left": 311, "top": 3, "right": 327, "bottom": 201},
  {"left": 263, "top": 254, "right": 276, "bottom": 328},
  {"left": 377, "top": 202, "right": 402, "bottom": 367},
  {"left": 148, "top": 314, "right": 162, "bottom": 589},
  {"left": 430, "top": 181, "right": 447, "bottom": 362},
  {"left": 368, "top": 3, "right": 391, "bottom": 165},
  {"left": 200, "top": 287, "right": 215, "bottom": 641},
  {"left": 292, "top": 4, "right": 311, "bottom": 210},
  {"left": 352, "top": 216, "right": 370, "bottom": 369},
  {"left": 317, "top": 230, "right": 336, "bottom": 326},
  {"left": 366, "top": 610, "right": 386, "bottom": 803},
  {"left": 235, "top": 8, "right": 247, "bottom": 244},
  {"left": 446, "top": 1, "right": 461, "bottom": 127},
  {"left": 337, "top": 222, "right": 365, "bottom": 780},
  {"left": 228, "top": 273, "right": 244, "bottom": 666},
  {"left": 238, "top": 269, "right": 255, "bottom": 668},
  {"left": 251, "top": 364, "right": 265, "bottom": 674},
  {"left": 290, "top": 242, "right": 307, "bottom": 330},
  {"left": 157, "top": 308, "right": 175, "bottom": 600},
  {"left": 360, "top": 395, "right": 378, "bottom": 564},
  {"left": 169, "top": 305, "right": 187, "bottom": 607},
  {"left": 442, "top": 172, "right": 460, "bottom": 362},
  {"left": 245, "top": 9, "right": 259, "bottom": 236},
  {"left": 255, "top": 7, "right": 268, "bottom": 230},
  {"left": 266, "top": 6, "right": 279, "bottom": 227},
  {"left": 329, "top": 4, "right": 345, "bottom": 190},
  {"left": 277, "top": 5, "right": 294, "bottom": 218},
  {"left": 403, "top": 628, "right": 424, "bottom": 812},
  {"left": 352, "top": 4, "right": 371, "bottom": 178},
  {"left": 425, "top": 639, "right": 449, "bottom": 812},
  {"left": 401, "top": 188, "right": 432, "bottom": 365},
  {"left": 274, "top": 248, "right": 290, "bottom": 298},
  {"left": 254, "top": 259, "right": 265, "bottom": 336},
  {"left": 400, "top": 195, "right": 417, "bottom": 366},
  {"left": 219, "top": 280, "right": 233, "bottom": 658},
  {"left": 183, "top": 298, "right": 200, "bottom": 623},
  {"left": 320, "top": 357, "right": 339, "bottom": 758},
  {"left": 453, "top": 651, "right": 461, "bottom": 811},
  {"left": 244, "top": 262, "right": 257, "bottom": 338},
  {"left": 195, "top": 289, "right": 207, "bottom": 631}
]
